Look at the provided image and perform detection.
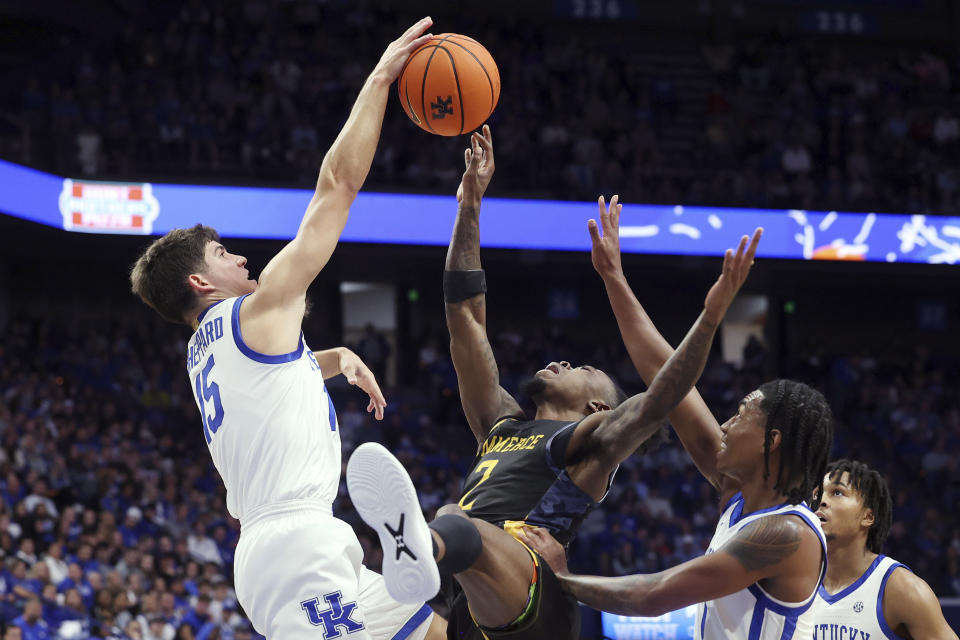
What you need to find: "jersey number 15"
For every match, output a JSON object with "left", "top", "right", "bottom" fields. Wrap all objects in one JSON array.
[{"left": 194, "top": 355, "right": 225, "bottom": 443}]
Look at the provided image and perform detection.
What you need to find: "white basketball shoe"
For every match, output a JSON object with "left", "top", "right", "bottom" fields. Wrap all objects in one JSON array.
[{"left": 346, "top": 442, "right": 441, "bottom": 604}]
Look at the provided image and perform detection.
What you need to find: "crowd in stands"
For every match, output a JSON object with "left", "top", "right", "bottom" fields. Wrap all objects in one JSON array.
[
  {"left": 1, "top": 2, "right": 959, "bottom": 635},
  {"left": 3, "top": 0, "right": 960, "bottom": 214},
  {"left": 0, "top": 305, "right": 958, "bottom": 638},
  {"left": 695, "top": 35, "right": 960, "bottom": 216},
  {"left": 0, "top": 315, "right": 262, "bottom": 640}
]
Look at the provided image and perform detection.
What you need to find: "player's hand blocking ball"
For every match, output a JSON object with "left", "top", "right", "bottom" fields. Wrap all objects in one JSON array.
[{"left": 398, "top": 33, "right": 500, "bottom": 136}]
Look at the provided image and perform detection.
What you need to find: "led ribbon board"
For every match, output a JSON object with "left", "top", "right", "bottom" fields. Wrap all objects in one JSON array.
[
  {"left": 2, "top": 159, "right": 959, "bottom": 264},
  {"left": 601, "top": 607, "right": 699, "bottom": 640}
]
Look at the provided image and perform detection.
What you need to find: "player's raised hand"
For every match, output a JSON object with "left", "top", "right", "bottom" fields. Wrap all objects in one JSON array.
[
  {"left": 518, "top": 527, "right": 569, "bottom": 577},
  {"left": 704, "top": 227, "right": 763, "bottom": 325},
  {"left": 589, "top": 195, "right": 624, "bottom": 279},
  {"left": 372, "top": 17, "right": 434, "bottom": 84},
  {"left": 457, "top": 125, "right": 495, "bottom": 204},
  {"left": 338, "top": 350, "right": 387, "bottom": 420}
]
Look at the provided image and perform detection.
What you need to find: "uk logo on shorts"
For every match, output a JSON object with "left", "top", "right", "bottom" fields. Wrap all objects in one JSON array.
[{"left": 301, "top": 591, "right": 364, "bottom": 638}]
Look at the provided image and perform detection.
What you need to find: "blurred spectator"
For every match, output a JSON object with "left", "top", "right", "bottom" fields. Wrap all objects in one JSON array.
[
  {"left": 185, "top": 523, "right": 220, "bottom": 568},
  {"left": 40, "top": 544, "right": 66, "bottom": 587},
  {"left": 781, "top": 138, "right": 812, "bottom": 175},
  {"left": 356, "top": 324, "right": 390, "bottom": 384},
  {"left": 12, "top": 598, "right": 49, "bottom": 640}
]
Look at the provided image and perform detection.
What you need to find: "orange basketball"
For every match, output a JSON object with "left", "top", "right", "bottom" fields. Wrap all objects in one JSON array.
[{"left": 397, "top": 34, "right": 500, "bottom": 136}]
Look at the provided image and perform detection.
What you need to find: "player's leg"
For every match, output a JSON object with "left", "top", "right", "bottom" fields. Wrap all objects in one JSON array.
[
  {"left": 422, "top": 612, "right": 448, "bottom": 640},
  {"left": 433, "top": 506, "right": 581, "bottom": 639},
  {"left": 431, "top": 504, "right": 538, "bottom": 628},
  {"left": 346, "top": 444, "right": 539, "bottom": 628},
  {"left": 355, "top": 566, "right": 446, "bottom": 640},
  {"left": 235, "top": 511, "right": 374, "bottom": 640}
]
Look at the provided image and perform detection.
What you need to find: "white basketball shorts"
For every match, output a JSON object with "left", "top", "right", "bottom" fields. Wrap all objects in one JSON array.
[{"left": 234, "top": 501, "right": 434, "bottom": 640}]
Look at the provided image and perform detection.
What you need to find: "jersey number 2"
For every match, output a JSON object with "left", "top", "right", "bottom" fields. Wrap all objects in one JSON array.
[
  {"left": 458, "top": 459, "right": 499, "bottom": 511},
  {"left": 194, "top": 355, "right": 225, "bottom": 443}
]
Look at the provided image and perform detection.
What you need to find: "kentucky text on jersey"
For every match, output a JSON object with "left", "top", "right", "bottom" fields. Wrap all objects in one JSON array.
[
  {"left": 813, "top": 555, "right": 906, "bottom": 640},
  {"left": 187, "top": 317, "right": 224, "bottom": 369},
  {"left": 813, "top": 624, "right": 871, "bottom": 639}
]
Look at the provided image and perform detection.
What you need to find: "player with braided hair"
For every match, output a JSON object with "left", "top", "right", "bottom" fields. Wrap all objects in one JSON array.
[
  {"left": 521, "top": 196, "right": 834, "bottom": 638},
  {"left": 821, "top": 460, "right": 893, "bottom": 554},
  {"left": 755, "top": 379, "right": 834, "bottom": 508},
  {"left": 814, "top": 459, "right": 956, "bottom": 638}
]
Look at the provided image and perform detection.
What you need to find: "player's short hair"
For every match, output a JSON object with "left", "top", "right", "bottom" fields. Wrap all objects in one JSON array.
[
  {"left": 824, "top": 459, "right": 893, "bottom": 553},
  {"left": 757, "top": 379, "right": 834, "bottom": 507},
  {"left": 603, "top": 374, "right": 668, "bottom": 456},
  {"left": 612, "top": 377, "right": 669, "bottom": 454},
  {"left": 130, "top": 224, "right": 220, "bottom": 324},
  {"left": 608, "top": 377, "right": 629, "bottom": 409}
]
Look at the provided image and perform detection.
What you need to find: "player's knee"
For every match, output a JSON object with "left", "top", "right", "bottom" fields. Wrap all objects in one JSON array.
[
  {"left": 436, "top": 503, "right": 468, "bottom": 519},
  {"left": 430, "top": 514, "right": 483, "bottom": 575}
]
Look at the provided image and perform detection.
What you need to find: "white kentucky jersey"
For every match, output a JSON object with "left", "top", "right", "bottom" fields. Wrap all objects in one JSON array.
[
  {"left": 696, "top": 492, "right": 827, "bottom": 640},
  {"left": 186, "top": 294, "right": 340, "bottom": 522},
  {"left": 813, "top": 555, "right": 908, "bottom": 640}
]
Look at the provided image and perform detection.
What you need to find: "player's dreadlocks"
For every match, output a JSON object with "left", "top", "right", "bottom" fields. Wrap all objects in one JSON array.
[
  {"left": 757, "top": 379, "right": 834, "bottom": 507},
  {"left": 825, "top": 459, "right": 893, "bottom": 553}
]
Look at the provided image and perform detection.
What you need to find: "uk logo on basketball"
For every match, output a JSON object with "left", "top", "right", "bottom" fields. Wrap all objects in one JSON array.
[
  {"left": 431, "top": 95, "right": 453, "bottom": 119},
  {"left": 58, "top": 179, "right": 160, "bottom": 234}
]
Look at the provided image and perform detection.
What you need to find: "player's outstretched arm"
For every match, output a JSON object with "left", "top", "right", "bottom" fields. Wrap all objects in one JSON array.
[
  {"left": 568, "top": 230, "right": 762, "bottom": 482},
  {"left": 522, "top": 514, "right": 818, "bottom": 617},
  {"left": 312, "top": 348, "right": 387, "bottom": 420},
  {"left": 882, "top": 566, "right": 958, "bottom": 639},
  {"left": 445, "top": 126, "right": 522, "bottom": 443},
  {"left": 591, "top": 197, "right": 761, "bottom": 492},
  {"left": 242, "top": 18, "right": 434, "bottom": 353}
]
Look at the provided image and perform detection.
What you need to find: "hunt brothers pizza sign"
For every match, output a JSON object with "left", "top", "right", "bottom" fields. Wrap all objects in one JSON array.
[{"left": 59, "top": 179, "right": 160, "bottom": 234}]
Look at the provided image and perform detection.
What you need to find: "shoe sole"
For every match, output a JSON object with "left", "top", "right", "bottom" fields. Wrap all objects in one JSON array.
[{"left": 347, "top": 442, "right": 440, "bottom": 604}]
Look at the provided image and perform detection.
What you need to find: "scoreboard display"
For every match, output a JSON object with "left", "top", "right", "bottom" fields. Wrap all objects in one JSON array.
[
  {"left": 748, "top": 0, "right": 941, "bottom": 38},
  {"left": 554, "top": 0, "right": 637, "bottom": 20}
]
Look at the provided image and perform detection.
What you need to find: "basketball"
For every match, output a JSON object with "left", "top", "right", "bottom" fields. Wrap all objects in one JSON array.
[{"left": 397, "top": 33, "right": 500, "bottom": 136}]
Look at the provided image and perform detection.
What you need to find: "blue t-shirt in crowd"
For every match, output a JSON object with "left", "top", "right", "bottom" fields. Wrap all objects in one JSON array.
[
  {"left": 181, "top": 610, "right": 209, "bottom": 633},
  {"left": 117, "top": 525, "right": 140, "bottom": 547},
  {"left": 9, "top": 576, "right": 39, "bottom": 599},
  {"left": 57, "top": 578, "right": 94, "bottom": 611},
  {"left": 13, "top": 616, "right": 52, "bottom": 640},
  {"left": 43, "top": 601, "right": 85, "bottom": 628}
]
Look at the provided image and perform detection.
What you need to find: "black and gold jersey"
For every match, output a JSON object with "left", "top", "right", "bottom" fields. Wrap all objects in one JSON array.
[{"left": 456, "top": 416, "right": 608, "bottom": 545}]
